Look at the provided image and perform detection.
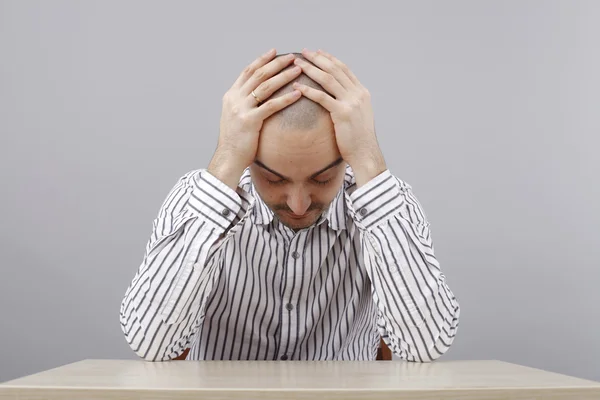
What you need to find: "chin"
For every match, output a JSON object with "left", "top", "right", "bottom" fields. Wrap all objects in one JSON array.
[{"left": 279, "top": 213, "right": 320, "bottom": 231}]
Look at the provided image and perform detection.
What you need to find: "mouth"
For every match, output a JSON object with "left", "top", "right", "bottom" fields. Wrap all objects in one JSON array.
[{"left": 284, "top": 211, "right": 311, "bottom": 220}]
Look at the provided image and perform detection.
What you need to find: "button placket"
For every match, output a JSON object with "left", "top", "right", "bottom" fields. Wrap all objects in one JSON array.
[{"left": 278, "top": 232, "right": 304, "bottom": 361}]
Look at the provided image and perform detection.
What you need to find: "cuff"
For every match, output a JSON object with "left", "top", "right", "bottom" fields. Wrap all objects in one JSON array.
[
  {"left": 349, "top": 170, "right": 405, "bottom": 230},
  {"left": 186, "top": 170, "right": 251, "bottom": 231}
]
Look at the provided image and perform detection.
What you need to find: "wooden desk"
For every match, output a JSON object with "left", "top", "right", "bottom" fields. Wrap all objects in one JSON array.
[{"left": 1, "top": 359, "right": 599, "bottom": 399}]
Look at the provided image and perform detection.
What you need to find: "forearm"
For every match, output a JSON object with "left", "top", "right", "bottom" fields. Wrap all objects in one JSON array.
[
  {"left": 207, "top": 147, "right": 250, "bottom": 192},
  {"left": 119, "top": 223, "right": 220, "bottom": 361},
  {"left": 120, "top": 169, "right": 251, "bottom": 360},
  {"left": 347, "top": 147, "right": 387, "bottom": 189},
  {"left": 364, "top": 222, "right": 460, "bottom": 362},
  {"left": 350, "top": 170, "right": 460, "bottom": 362}
]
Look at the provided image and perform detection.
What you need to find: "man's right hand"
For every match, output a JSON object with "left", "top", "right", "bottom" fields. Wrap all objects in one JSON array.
[{"left": 207, "top": 49, "right": 302, "bottom": 190}]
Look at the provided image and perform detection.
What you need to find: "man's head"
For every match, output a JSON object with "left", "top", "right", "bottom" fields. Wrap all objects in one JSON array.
[{"left": 250, "top": 53, "right": 346, "bottom": 231}]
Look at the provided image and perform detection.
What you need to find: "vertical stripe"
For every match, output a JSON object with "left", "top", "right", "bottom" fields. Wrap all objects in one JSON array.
[{"left": 120, "top": 167, "right": 460, "bottom": 362}]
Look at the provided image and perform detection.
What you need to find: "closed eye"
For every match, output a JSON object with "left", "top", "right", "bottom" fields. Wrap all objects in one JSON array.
[
  {"left": 313, "top": 178, "right": 332, "bottom": 186},
  {"left": 266, "top": 179, "right": 287, "bottom": 186},
  {"left": 266, "top": 178, "right": 332, "bottom": 186}
]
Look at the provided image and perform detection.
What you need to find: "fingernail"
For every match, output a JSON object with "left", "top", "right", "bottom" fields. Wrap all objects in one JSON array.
[{"left": 292, "top": 66, "right": 301, "bottom": 73}]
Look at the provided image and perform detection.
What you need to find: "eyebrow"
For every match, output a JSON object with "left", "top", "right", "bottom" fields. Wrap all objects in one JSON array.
[{"left": 254, "top": 157, "right": 344, "bottom": 181}]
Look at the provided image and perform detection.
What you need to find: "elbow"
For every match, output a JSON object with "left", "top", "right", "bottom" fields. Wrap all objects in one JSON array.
[
  {"left": 426, "top": 313, "right": 460, "bottom": 362},
  {"left": 122, "top": 329, "right": 186, "bottom": 362}
]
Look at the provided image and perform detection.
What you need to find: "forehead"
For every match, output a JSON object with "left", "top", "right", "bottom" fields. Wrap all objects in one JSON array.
[{"left": 256, "top": 115, "right": 340, "bottom": 178}]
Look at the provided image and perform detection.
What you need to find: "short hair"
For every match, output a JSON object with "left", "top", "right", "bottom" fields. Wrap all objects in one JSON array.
[{"left": 264, "top": 52, "right": 330, "bottom": 131}]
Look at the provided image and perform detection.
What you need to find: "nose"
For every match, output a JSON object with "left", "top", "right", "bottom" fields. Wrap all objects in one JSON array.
[{"left": 286, "top": 186, "right": 311, "bottom": 216}]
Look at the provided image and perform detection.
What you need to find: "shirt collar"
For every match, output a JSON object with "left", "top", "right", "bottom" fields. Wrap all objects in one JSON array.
[{"left": 248, "top": 165, "right": 355, "bottom": 231}]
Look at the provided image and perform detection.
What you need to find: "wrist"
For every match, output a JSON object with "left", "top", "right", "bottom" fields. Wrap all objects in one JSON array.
[
  {"left": 349, "top": 151, "right": 387, "bottom": 188},
  {"left": 207, "top": 149, "right": 247, "bottom": 191}
]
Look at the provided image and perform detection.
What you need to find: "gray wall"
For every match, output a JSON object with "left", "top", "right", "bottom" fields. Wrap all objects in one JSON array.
[{"left": 1, "top": 0, "right": 598, "bottom": 383}]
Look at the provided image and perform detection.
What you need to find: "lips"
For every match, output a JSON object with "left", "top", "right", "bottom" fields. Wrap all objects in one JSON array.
[{"left": 285, "top": 211, "right": 309, "bottom": 219}]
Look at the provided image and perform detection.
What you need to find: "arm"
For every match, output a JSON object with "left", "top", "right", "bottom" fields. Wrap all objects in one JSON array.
[
  {"left": 119, "top": 169, "right": 250, "bottom": 361},
  {"left": 120, "top": 48, "right": 306, "bottom": 361},
  {"left": 292, "top": 49, "right": 459, "bottom": 362},
  {"left": 349, "top": 170, "right": 460, "bottom": 362}
]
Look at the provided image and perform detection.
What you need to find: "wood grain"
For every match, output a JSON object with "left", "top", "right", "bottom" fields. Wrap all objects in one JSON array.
[{"left": 1, "top": 359, "right": 599, "bottom": 400}]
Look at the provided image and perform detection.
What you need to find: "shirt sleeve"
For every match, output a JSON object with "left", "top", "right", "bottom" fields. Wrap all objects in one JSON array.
[
  {"left": 349, "top": 170, "right": 460, "bottom": 362},
  {"left": 119, "top": 169, "right": 252, "bottom": 361}
]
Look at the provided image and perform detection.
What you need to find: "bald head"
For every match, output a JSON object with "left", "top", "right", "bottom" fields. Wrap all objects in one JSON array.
[
  {"left": 264, "top": 53, "right": 330, "bottom": 131},
  {"left": 251, "top": 53, "right": 344, "bottom": 229}
]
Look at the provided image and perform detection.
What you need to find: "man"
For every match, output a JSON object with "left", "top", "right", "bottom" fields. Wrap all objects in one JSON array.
[{"left": 120, "top": 48, "right": 460, "bottom": 362}]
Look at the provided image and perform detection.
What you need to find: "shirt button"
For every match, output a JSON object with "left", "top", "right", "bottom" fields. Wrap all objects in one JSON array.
[
  {"left": 291, "top": 251, "right": 300, "bottom": 259},
  {"left": 221, "top": 208, "right": 230, "bottom": 217},
  {"left": 359, "top": 207, "right": 368, "bottom": 216},
  {"left": 286, "top": 303, "right": 294, "bottom": 311},
  {"left": 280, "top": 355, "right": 288, "bottom": 361}
]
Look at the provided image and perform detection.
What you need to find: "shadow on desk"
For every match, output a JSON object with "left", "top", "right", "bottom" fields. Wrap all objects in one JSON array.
[{"left": 173, "top": 338, "right": 393, "bottom": 361}]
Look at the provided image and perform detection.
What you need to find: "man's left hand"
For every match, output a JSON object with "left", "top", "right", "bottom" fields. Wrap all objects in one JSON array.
[{"left": 293, "top": 48, "right": 387, "bottom": 187}]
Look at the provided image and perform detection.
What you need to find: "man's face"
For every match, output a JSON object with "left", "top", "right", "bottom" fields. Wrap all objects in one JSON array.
[{"left": 250, "top": 114, "right": 346, "bottom": 231}]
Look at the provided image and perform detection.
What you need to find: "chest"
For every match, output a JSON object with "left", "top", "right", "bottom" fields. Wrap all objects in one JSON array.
[{"left": 211, "top": 222, "right": 369, "bottom": 304}]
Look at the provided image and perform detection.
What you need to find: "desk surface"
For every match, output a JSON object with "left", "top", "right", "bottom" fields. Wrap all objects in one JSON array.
[{"left": 1, "top": 359, "right": 599, "bottom": 400}]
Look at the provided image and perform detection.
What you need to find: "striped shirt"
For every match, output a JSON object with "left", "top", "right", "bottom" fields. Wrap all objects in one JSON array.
[{"left": 120, "top": 166, "right": 460, "bottom": 362}]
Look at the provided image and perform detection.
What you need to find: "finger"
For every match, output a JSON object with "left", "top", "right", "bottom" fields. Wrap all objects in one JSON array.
[
  {"left": 300, "top": 49, "right": 354, "bottom": 89},
  {"left": 246, "top": 64, "right": 302, "bottom": 107},
  {"left": 294, "top": 58, "right": 346, "bottom": 99},
  {"left": 240, "top": 53, "right": 296, "bottom": 96},
  {"left": 232, "top": 48, "right": 277, "bottom": 89},
  {"left": 317, "top": 49, "right": 361, "bottom": 86},
  {"left": 292, "top": 82, "right": 339, "bottom": 112},
  {"left": 251, "top": 89, "right": 302, "bottom": 120}
]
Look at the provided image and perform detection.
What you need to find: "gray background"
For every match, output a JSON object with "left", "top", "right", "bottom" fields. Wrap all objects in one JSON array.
[{"left": 1, "top": 0, "right": 598, "bottom": 383}]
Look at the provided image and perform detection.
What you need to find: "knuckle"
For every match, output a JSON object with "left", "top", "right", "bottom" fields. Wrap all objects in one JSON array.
[
  {"left": 264, "top": 100, "right": 276, "bottom": 111},
  {"left": 254, "top": 68, "right": 266, "bottom": 82},
  {"left": 310, "top": 91, "right": 325, "bottom": 104},
  {"left": 341, "top": 104, "right": 353, "bottom": 115},
  {"left": 259, "top": 81, "right": 271, "bottom": 94},
  {"left": 323, "top": 74, "right": 335, "bottom": 86},
  {"left": 279, "top": 55, "right": 293, "bottom": 66},
  {"left": 243, "top": 65, "right": 254, "bottom": 76}
]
